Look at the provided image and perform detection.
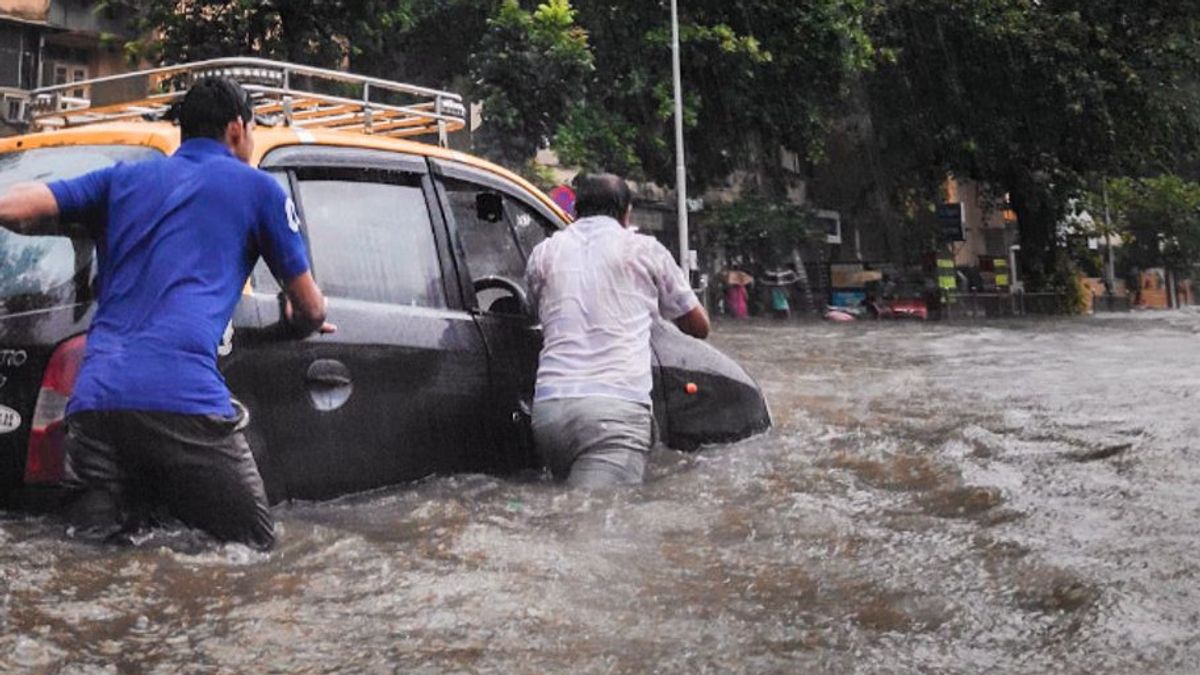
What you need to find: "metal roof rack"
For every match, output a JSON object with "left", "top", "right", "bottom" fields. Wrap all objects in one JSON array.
[{"left": 27, "top": 57, "right": 467, "bottom": 147}]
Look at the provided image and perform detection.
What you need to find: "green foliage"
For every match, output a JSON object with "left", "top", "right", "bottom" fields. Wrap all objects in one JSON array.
[
  {"left": 518, "top": 159, "right": 558, "bottom": 192},
  {"left": 864, "top": 0, "right": 1200, "bottom": 289},
  {"left": 1101, "top": 175, "right": 1200, "bottom": 273},
  {"left": 559, "top": 0, "right": 872, "bottom": 189},
  {"left": 704, "top": 195, "right": 821, "bottom": 267},
  {"left": 1063, "top": 272, "right": 1091, "bottom": 315},
  {"left": 105, "top": 0, "right": 1200, "bottom": 291},
  {"left": 554, "top": 103, "right": 642, "bottom": 175},
  {"left": 470, "top": 0, "right": 594, "bottom": 168},
  {"left": 100, "top": 0, "right": 417, "bottom": 67}
]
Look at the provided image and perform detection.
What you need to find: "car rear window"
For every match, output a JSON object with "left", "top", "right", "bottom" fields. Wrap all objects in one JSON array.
[{"left": 0, "top": 145, "right": 161, "bottom": 315}]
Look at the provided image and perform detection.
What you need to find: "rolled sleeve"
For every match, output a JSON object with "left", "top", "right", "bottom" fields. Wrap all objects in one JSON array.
[
  {"left": 255, "top": 177, "right": 310, "bottom": 283},
  {"left": 48, "top": 167, "right": 114, "bottom": 222},
  {"left": 651, "top": 242, "right": 699, "bottom": 320}
]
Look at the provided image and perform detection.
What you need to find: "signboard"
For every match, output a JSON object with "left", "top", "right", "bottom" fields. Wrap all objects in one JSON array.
[
  {"left": 993, "top": 257, "right": 1009, "bottom": 287},
  {"left": 549, "top": 185, "right": 576, "bottom": 217},
  {"left": 937, "top": 202, "right": 965, "bottom": 242},
  {"left": 937, "top": 258, "right": 957, "bottom": 291}
]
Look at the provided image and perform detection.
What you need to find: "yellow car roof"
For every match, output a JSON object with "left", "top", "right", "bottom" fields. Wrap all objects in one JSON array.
[{"left": 0, "top": 121, "right": 568, "bottom": 221}]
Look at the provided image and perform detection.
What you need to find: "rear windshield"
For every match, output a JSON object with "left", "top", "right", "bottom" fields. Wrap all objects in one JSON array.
[{"left": 0, "top": 145, "right": 162, "bottom": 315}]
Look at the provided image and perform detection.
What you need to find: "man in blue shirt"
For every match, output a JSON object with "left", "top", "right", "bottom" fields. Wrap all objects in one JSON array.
[{"left": 0, "top": 77, "right": 332, "bottom": 549}]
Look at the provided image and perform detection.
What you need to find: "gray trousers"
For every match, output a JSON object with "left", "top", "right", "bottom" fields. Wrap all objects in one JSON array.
[{"left": 531, "top": 397, "right": 653, "bottom": 489}]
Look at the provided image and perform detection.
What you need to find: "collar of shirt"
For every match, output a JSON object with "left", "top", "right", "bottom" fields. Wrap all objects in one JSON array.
[
  {"left": 571, "top": 214, "right": 624, "bottom": 233},
  {"left": 175, "top": 137, "right": 235, "bottom": 160}
]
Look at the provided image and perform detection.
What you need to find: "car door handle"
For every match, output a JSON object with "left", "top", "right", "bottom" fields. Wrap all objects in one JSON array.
[
  {"left": 305, "top": 359, "right": 353, "bottom": 411},
  {"left": 305, "top": 372, "right": 351, "bottom": 387}
]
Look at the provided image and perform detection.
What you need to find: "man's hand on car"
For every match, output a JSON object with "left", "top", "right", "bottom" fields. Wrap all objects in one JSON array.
[
  {"left": 283, "top": 294, "right": 336, "bottom": 337},
  {"left": 277, "top": 271, "right": 334, "bottom": 337}
]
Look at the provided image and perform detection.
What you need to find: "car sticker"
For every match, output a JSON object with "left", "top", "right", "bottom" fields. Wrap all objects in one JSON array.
[
  {"left": 218, "top": 321, "right": 235, "bottom": 357},
  {"left": 0, "top": 349, "right": 28, "bottom": 368},
  {"left": 0, "top": 405, "right": 20, "bottom": 434},
  {"left": 286, "top": 198, "right": 301, "bottom": 233}
]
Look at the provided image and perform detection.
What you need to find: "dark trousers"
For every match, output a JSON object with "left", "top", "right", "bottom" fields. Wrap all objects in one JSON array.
[{"left": 63, "top": 410, "right": 275, "bottom": 550}]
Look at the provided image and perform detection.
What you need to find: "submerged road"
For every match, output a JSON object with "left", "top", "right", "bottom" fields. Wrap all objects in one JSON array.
[{"left": 2, "top": 311, "right": 1199, "bottom": 672}]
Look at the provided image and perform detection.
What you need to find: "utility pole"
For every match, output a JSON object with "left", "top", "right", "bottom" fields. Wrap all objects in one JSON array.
[
  {"left": 670, "top": 0, "right": 689, "bottom": 278},
  {"left": 1102, "top": 180, "right": 1116, "bottom": 297}
]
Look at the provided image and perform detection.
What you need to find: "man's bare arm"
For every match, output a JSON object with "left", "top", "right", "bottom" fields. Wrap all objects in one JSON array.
[
  {"left": 283, "top": 271, "right": 337, "bottom": 337},
  {"left": 674, "top": 305, "right": 711, "bottom": 339},
  {"left": 0, "top": 183, "right": 60, "bottom": 235}
]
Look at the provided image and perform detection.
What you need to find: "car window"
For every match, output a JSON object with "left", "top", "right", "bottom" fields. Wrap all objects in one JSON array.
[
  {"left": 443, "top": 177, "right": 526, "bottom": 283},
  {"left": 296, "top": 167, "right": 445, "bottom": 308},
  {"left": 504, "top": 196, "right": 557, "bottom": 258},
  {"left": 0, "top": 145, "right": 162, "bottom": 315}
]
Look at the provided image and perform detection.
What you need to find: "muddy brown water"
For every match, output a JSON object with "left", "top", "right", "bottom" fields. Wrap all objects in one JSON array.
[{"left": 3, "top": 312, "right": 1200, "bottom": 673}]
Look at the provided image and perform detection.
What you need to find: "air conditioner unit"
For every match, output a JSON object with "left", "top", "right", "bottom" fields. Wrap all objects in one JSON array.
[{"left": 2, "top": 93, "right": 28, "bottom": 124}]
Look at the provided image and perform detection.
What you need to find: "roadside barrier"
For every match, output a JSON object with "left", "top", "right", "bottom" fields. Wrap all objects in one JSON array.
[{"left": 940, "top": 292, "right": 1070, "bottom": 319}]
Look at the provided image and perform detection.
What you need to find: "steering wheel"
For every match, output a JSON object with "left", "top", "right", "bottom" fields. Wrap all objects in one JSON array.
[{"left": 472, "top": 275, "right": 530, "bottom": 316}]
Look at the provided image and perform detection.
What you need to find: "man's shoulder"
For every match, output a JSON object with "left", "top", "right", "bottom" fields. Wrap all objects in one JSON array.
[
  {"left": 628, "top": 231, "right": 674, "bottom": 261},
  {"left": 110, "top": 154, "right": 167, "bottom": 180},
  {"left": 532, "top": 226, "right": 571, "bottom": 254},
  {"left": 206, "top": 158, "right": 284, "bottom": 196}
]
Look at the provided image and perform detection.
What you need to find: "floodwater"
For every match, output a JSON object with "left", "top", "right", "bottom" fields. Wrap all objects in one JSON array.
[{"left": 3, "top": 311, "right": 1200, "bottom": 673}]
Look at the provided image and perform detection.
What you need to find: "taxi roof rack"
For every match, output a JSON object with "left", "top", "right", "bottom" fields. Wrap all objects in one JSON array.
[{"left": 27, "top": 57, "right": 467, "bottom": 147}]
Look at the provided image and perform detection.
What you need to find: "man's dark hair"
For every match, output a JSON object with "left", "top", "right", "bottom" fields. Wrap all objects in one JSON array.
[
  {"left": 574, "top": 173, "right": 632, "bottom": 220},
  {"left": 175, "top": 77, "right": 254, "bottom": 141}
]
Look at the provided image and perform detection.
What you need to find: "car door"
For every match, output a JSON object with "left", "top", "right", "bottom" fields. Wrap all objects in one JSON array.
[
  {"left": 428, "top": 160, "right": 561, "bottom": 472},
  {"left": 227, "top": 146, "right": 495, "bottom": 501}
]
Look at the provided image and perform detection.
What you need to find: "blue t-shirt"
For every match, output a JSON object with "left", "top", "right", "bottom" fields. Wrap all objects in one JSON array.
[{"left": 49, "top": 138, "right": 311, "bottom": 417}]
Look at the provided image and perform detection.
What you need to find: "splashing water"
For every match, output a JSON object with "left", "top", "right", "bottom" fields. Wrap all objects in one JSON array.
[{"left": 2, "top": 312, "right": 1199, "bottom": 672}]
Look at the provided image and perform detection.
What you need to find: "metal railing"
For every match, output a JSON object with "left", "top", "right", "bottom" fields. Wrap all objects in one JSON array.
[
  {"left": 26, "top": 57, "right": 466, "bottom": 147},
  {"left": 1092, "top": 293, "right": 1132, "bottom": 313},
  {"left": 941, "top": 292, "right": 1070, "bottom": 319}
]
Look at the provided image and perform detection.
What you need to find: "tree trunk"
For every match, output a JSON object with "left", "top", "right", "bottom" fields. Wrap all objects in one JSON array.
[{"left": 1007, "top": 172, "right": 1063, "bottom": 291}]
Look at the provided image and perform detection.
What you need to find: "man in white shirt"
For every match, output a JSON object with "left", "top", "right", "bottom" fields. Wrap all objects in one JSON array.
[{"left": 525, "top": 173, "right": 711, "bottom": 488}]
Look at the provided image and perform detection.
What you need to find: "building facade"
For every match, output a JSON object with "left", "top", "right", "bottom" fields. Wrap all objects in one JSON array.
[{"left": 0, "top": 0, "right": 136, "bottom": 135}]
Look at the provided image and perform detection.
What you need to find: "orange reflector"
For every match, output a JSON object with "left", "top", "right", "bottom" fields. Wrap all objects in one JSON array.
[{"left": 685, "top": 383, "right": 698, "bottom": 395}]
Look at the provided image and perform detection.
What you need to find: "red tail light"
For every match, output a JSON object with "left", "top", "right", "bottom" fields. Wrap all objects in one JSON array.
[{"left": 25, "top": 335, "right": 86, "bottom": 484}]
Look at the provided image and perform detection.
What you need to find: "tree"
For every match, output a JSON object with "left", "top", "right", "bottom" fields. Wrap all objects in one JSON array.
[
  {"left": 555, "top": 0, "right": 872, "bottom": 192},
  {"left": 1102, "top": 175, "right": 1200, "bottom": 275},
  {"left": 348, "top": 0, "right": 495, "bottom": 89},
  {"left": 704, "top": 195, "right": 821, "bottom": 268},
  {"left": 470, "top": 0, "right": 593, "bottom": 171},
  {"left": 863, "top": 0, "right": 1200, "bottom": 289}
]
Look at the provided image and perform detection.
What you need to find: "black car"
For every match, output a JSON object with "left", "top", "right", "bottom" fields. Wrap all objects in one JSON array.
[{"left": 0, "top": 70, "right": 771, "bottom": 508}]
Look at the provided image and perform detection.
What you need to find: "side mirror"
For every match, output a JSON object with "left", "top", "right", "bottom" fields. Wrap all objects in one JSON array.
[{"left": 476, "top": 192, "right": 504, "bottom": 223}]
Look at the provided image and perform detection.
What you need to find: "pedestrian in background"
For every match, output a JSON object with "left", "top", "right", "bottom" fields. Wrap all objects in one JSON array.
[
  {"left": 721, "top": 265, "right": 754, "bottom": 319},
  {"left": 762, "top": 267, "right": 797, "bottom": 319},
  {"left": 526, "top": 173, "right": 710, "bottom": 488}
]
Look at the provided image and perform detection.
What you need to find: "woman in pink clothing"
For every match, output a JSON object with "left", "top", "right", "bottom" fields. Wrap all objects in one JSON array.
[{"left": 722, "top": 268, "right": 754, "bottom": 319}]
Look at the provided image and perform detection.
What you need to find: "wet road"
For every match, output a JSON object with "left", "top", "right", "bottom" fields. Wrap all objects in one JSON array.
[{"left": 3, "top": 312, "right": 1200, "bottom": 673}]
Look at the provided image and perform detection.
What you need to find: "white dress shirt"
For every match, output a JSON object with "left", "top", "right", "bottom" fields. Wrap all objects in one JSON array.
[{"left": 526, "top": 215, "right": 700, "bottom": 405}]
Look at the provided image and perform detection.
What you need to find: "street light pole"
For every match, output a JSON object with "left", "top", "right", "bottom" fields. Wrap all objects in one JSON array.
[
  {"left": 670, "top": 0, "right": 689, "bottom": 278},
  {"left": 1102, "top": 180, "right": 1116, "bottom": 296}
]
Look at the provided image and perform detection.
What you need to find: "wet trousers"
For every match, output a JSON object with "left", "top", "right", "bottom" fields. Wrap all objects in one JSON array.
[
  {"left": 531, "top": 397, "right": 653, "bottom": 489},
  {"left": 63, "top": 410, "right": 275, "bottom": 550}
]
